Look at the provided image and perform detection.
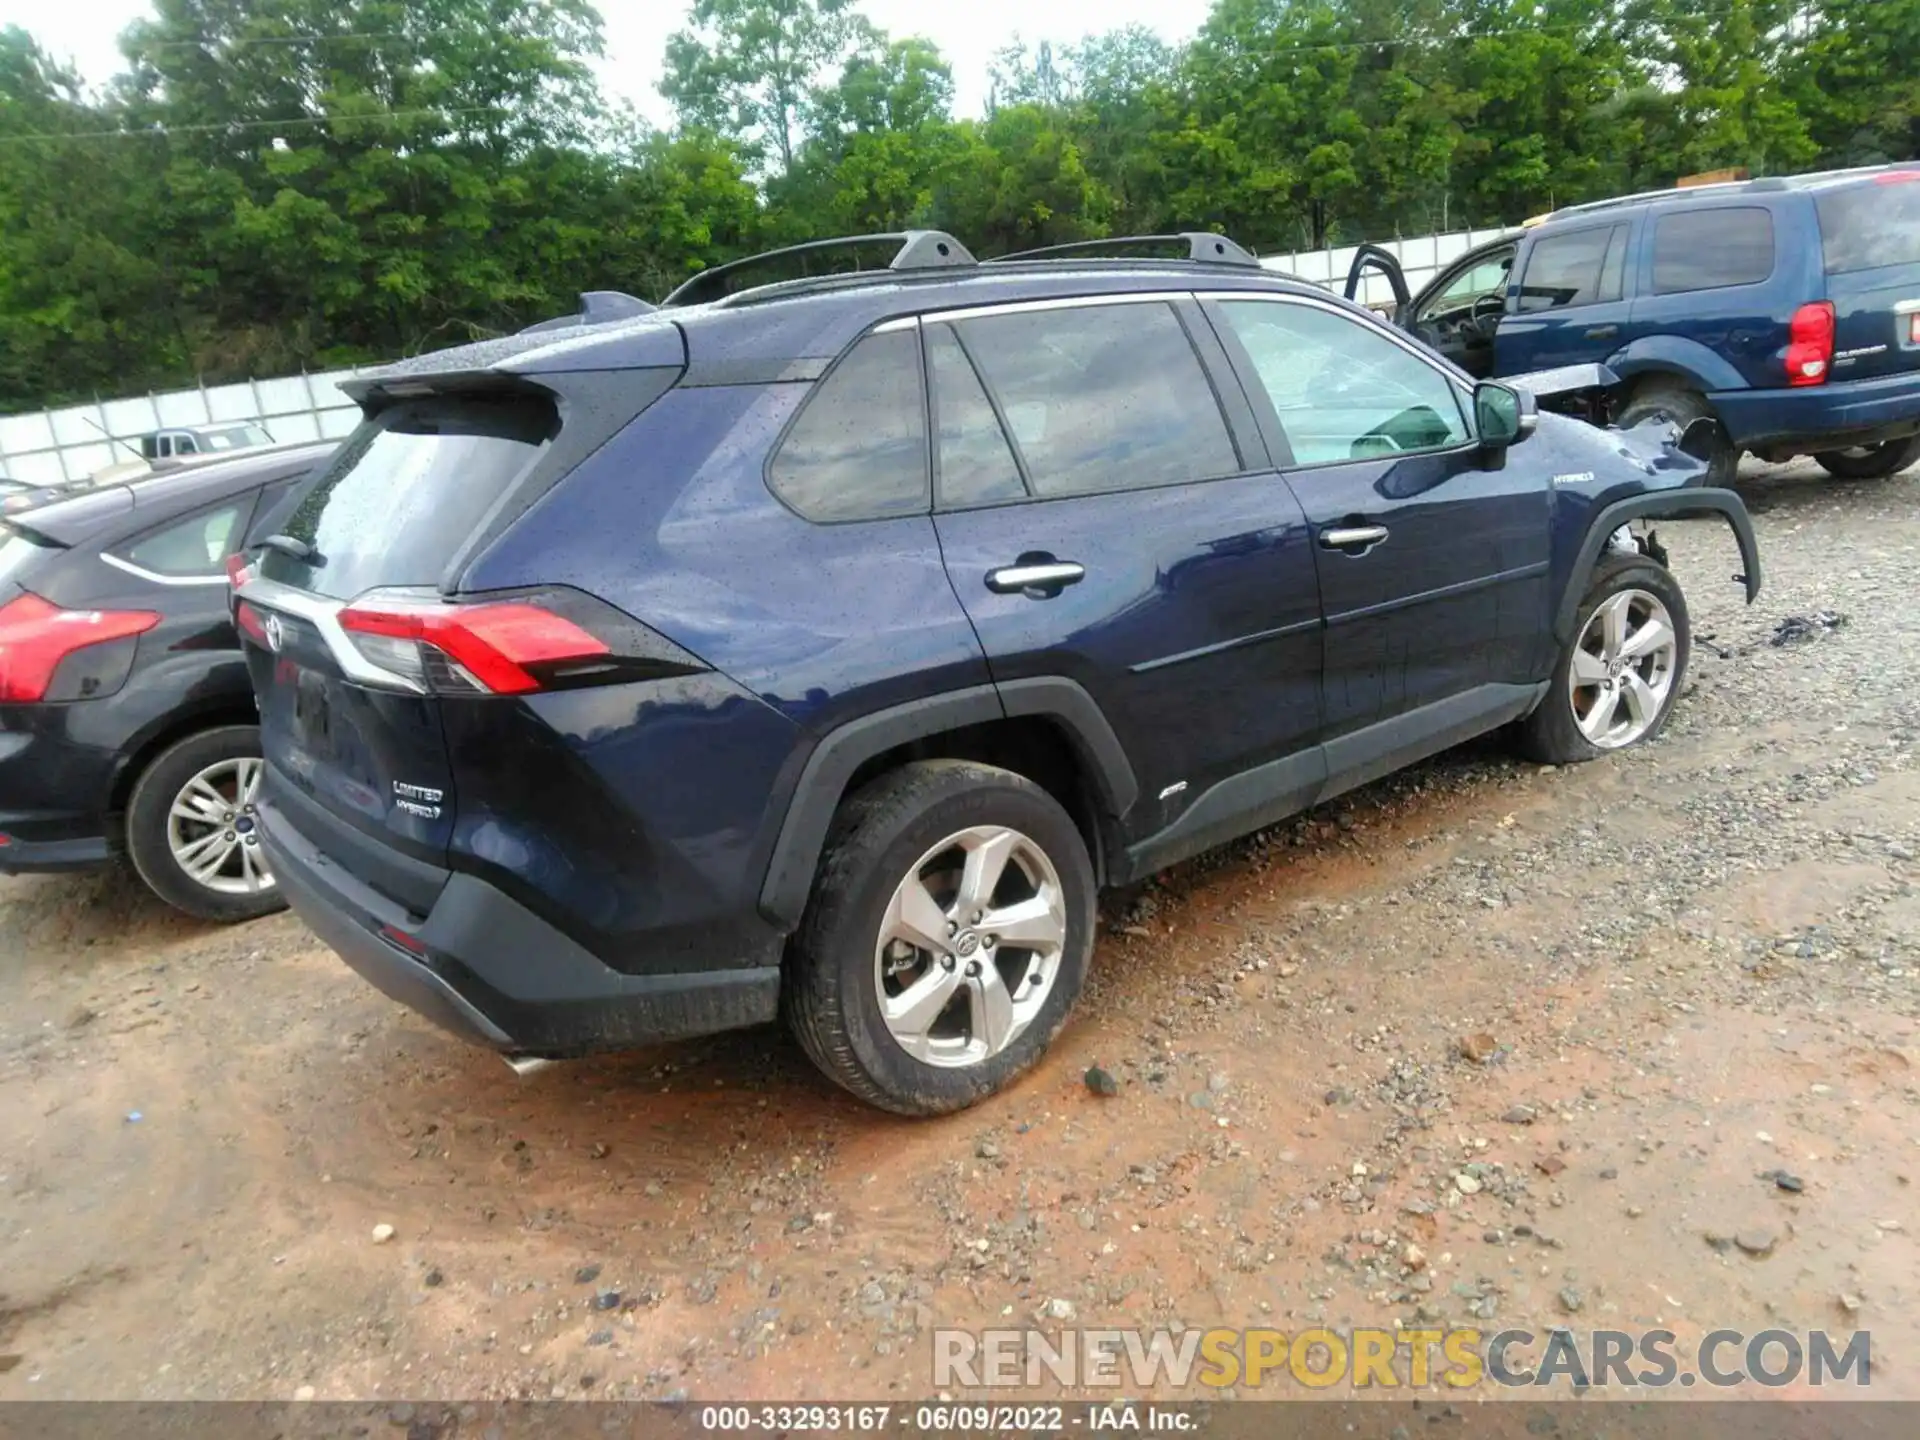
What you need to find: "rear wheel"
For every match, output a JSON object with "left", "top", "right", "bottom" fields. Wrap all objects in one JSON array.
[
  {"left": 1813, "top": 436, "right": 1920, "bottom": 480},
  {"left": 1518, "top": 556, "right": 1691, "bottom": 765},
  {"left": 1616, "top": 382, "right": 1739, "bottom": 487},
  {"left": 125, "top": 725, "right": 284, "bottom": 923},
  {"left": 785, "top": 760, "right": 1095, "bottom": 1115}
]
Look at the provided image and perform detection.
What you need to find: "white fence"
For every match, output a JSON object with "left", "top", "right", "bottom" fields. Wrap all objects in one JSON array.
[
  {"left": 0, "top": 224, "right": 1513, "bottom": 485},
  {"left": 0, "top": 370, "right": 370, "bottom": 487}
]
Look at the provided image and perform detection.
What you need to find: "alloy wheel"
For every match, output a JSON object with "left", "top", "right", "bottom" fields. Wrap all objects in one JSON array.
[
  {"left": 165, "top": 757, "right": 274, "bottom": 895},
  {"left": 1569, "top": 589, "right": 1680, "bottom": 750},
  {"left": 872, "top": 825, "right": 1066, "bottom": 1068}
]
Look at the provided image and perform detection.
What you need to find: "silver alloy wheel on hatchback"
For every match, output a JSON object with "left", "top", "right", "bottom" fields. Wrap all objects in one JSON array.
[
  {"left": 165, "top": 756, "right": 274, "bottom": 895},
  {"left": 873, "top": 824, "right": 1067, "bottom": 1068},
  {"left": 1569, "top": 588, "right": 1680, "bottom": 749}
]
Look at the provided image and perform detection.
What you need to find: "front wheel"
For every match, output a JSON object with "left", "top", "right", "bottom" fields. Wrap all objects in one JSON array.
[
  {"left": 784, "top": 760, "right": 1096, "bottom": 1116},
  {"left": 1517, "top": 556, "right": 1692, "bottom": 765},
  {"left": 1813, "top": 436, "right": 1920, "bottom": 480},
  {"left": 124, "top": 725, "right": 285, "bottom": 923}
]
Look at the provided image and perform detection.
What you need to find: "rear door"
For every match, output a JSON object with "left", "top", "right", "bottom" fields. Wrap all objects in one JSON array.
[
  {"left": 245, "top": 394, "right": 556, "bottom": 866},
  {"left": 927, "top": 295, "right": 1325, "bottom": 836},
  {"left": 1815, "top": 174, "right": 1920, "bottom": 384},
  {"left": 1629, "top": 202, "right": 1788, "bottom": 388},
  {"left": 1495, "top": 221, "right": 1634, "bottom": 374}
]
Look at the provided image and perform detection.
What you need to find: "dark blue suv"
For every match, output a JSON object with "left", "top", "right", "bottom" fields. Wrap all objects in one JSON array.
[
  {"left": 1350, "top": 166, "right": 1920, "bottom": 485},
  {"left": 234, "top": 232, "right": 1761, "bottom": 1114}
]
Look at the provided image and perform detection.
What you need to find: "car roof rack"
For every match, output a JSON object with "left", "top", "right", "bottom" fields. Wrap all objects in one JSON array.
[
  {"left": 1542, "top": 163, "right": 1902, "bottom": 223},
  {"left": 986, "top": 233, "right": 1260, "bottom": 268},
  {"left": 518, "top": 291, "right": 655, "bottom": 335},
  {"left": 662, "top": 231, "right": 977, "bottom": 308}
]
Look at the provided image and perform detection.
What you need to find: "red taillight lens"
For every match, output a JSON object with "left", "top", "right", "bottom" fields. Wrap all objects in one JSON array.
[
  {"left": 1786, "top": 301, "right": 1834, "bottom": 386},
  {"left": 235, "top": 599, "right": 269, "bottom": 645},
  {"left": 339, "top": 599, "right": 611, "bottom": 695},
  {"left": 0, "top": 593, "right": 161, "bottom": 702},
  {"left": 226, "top": 553, "right": 253, "bottom": 589}
]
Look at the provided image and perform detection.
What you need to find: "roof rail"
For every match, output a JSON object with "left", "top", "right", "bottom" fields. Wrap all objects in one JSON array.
[
  {"left": 986, "top": 233, "right": 1260, "bottom": 268},
  {"left": 662, "top": 231, "right": 976, "bottom": 308},
  {"left": 518, "top": 290, "right": 656, "bottom": 335}
]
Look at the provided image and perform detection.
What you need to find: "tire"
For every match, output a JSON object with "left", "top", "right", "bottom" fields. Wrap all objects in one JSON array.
[
  {"left": 1813, "top": 435, "right": 1920, "bottom": 480},
  {"left": 1616, "top": 382, "right": 1739, "bottom": 488},
  {"left": 784, "top": 760, "right": 1096, "bottom": 1116},
  {"left": 124, "top": 725, "right": 285, "bottom": 923},
  {"left": 1517, "top": 555, "right": 1692, "bottom": 766}
]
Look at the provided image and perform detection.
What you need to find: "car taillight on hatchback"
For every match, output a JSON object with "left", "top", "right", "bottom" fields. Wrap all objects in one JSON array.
[
  {"left": 0, "top": 592, "right": 160, "bottom": 702},
  {"left": 1786, "top": 301, "right": 1834, "bottom": 386},
  {"left": 334, "top": 588, "right": 699, "bottom": 696}
]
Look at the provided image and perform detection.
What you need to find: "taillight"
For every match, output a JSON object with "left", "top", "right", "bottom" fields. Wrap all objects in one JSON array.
[
  {"left": 1786, "top": 301, "right": 1834, "bottom": 386},
  {"left": 226, "top": 553, "right": 253, "bottom": 589},
  {"left": 235, "top": 599, "right": 269, "bottom": 645},
  {"left": 338, "top": 594, "right": 618, "bottom": 695},
  {"left": 0, "top": 593, "right": 160, "bottom": 702}
]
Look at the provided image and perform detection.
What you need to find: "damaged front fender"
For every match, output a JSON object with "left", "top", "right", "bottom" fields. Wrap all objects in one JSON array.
[{"left": 1555, "top": 487, "right": 1763, "bottom": 644}]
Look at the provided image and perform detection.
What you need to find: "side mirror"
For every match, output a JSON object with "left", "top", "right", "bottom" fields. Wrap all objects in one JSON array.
[{"left": 1474, "top": 381, "right": 1538, "bottom": 449}]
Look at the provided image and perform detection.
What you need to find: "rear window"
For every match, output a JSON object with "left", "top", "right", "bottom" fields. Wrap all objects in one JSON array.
[
  {"left": 1817, "top": 177, "right": 1920, "bottom": 273},
  {"left": 1652, "top": 207, "right": 1775, "bottom": 293},
  {"left": 260, "top": 395, "right": 553, "bottom": 599}
]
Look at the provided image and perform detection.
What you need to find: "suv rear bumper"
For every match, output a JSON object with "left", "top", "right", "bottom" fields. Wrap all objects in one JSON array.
[
  {"left": 259, "top": 797, "right": 782, "bottom": 1057},
  {"left": 1710, "top": 370, "right": 1920, "bottom": 451}
]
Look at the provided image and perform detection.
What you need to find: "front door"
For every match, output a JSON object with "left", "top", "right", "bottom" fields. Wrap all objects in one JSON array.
[
  {"left": 922, "top": 296, "right": 1326, "bottom": 843},
  {"left": 1406, "top": 239, "right": 1519, "bottom": 379},
  {"left": 1495, "top": 221, "right": 1636, "bottom": 375},
  {"left": 1206, "top": 293, "right": 1552, "bottom": 791}
]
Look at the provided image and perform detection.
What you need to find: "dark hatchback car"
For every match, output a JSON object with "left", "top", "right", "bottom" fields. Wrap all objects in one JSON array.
[
  {"left": 0, "top": 443, "right": 331, "bottom": 918},
  {"left": 235, "top": 232, "right": 1759, "bottom": 1114},
  {"left": 1349, "top": 165, "right": 1920, "bottom": 484}
]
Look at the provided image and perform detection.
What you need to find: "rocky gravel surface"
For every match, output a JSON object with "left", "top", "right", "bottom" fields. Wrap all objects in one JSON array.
[{"left": 2, "top": 458, "right": 1917, "bottom": 1403}]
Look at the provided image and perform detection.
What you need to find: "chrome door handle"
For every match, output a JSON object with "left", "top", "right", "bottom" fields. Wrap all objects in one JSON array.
[
  {"left": 1320, "top": 526, "right": 1389, "bottom": 550},
  {"left": 985, "top": 562, "right": 1085, "bottom": 594}
]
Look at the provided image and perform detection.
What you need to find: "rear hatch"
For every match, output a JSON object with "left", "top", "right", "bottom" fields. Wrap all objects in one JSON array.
[
  {"left": 1816, "top": 173, "right": 1920, "bottom": 383},
  {"left": 243, "top": 391, "right": 560, "bottom": 881}
]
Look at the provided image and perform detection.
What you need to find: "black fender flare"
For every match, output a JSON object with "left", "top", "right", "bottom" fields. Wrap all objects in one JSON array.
[
  {"left": 1555, "top": 487, "right": 1763, "bottom": 644},
  {"left": 756, "top": 679, "right": 1138, "bottom": 928}
]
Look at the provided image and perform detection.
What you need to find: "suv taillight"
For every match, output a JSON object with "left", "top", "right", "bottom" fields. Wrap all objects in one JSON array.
[
  {"left": 0, "top": 593, "right": 160, "bottom": 702},
  {"left": 1786, "top": 301, "right": 1834, "bottom": 386}
]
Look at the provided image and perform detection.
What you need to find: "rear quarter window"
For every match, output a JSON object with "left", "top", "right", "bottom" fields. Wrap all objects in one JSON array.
[
  {"left": 1652, "top": 207, "right": 1775, "bottom": 293},
  {"left": 768, "top": 330, "right": 929, "bottom": 522},
  {"left": 260, "top": 395, "right": 553, "bottom": 599},
  {"left": 116, "top": 500, "right": 250, "bottom": 578},
  {"left": 1817, "top": 178, "right": 1920, "bottom": 273}
]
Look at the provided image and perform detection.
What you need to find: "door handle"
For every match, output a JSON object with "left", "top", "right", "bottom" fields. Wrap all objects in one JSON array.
[
  {"left": 1585, "top": 324, "right": 1619, "bottom": 340},
  {"left": 1319, "top": 526, "right": 1389, "bottom": 551},
  {"left": 985, "top": 561, "right": 1085, "bottom": 595}
]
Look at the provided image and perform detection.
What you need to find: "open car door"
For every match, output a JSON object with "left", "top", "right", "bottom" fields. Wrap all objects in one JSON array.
[{"left": 1344, "top": 236, "right": 1521, "bottom": 380}]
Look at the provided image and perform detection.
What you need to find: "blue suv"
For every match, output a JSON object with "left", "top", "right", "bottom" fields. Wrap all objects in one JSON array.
[
  {"left": 1348, "top": 166, "right": 1920, "bottom": 485},
  {"left": 233, "top": 232, "right": 1761, "bottom": 1114}
]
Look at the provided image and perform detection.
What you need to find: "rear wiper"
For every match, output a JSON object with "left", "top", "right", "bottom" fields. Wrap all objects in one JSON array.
[{"left": 260, "top": 533, "right": 317, "bottom": 564}]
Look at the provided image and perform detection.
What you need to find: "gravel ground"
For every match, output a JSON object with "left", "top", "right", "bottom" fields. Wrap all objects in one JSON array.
[{"left": 1, "top": 458, "right": 1917, "bottom": 1403}]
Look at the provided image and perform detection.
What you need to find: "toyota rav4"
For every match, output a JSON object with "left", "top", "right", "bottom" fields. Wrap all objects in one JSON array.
[{"left": 233, "top": 232, "right": 1762, "bottom": 1114}]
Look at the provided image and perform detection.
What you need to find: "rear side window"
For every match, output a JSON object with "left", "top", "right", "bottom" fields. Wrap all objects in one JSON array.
[
  {"left": 1517, "top": 227, "right": 1617, "bottom": 312},
  {"left": 927, "top": 324, "right": 1027, "bottom": 508},
  {"left": 1817, "top": 178, "right": 1920, "bottom": 273},
  {"left": 768, "top": 331, "right": 928, "bottom": 522},
  {"left": 948, "top": 302, "right": 1239, "bottom": 498},
  {"left": 1652, "top": 207, "right": 1775, "bottom": 293},
  {"left": 116, "top": 499, "right": 249, "bottom": 577},
  {"left": 261, "top": 394, "right": 553, "bottom": 599}
]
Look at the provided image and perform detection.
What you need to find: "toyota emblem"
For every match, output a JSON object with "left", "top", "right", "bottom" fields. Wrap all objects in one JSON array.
[{"left": 262, "top": 612, "right": 285, "bottom": 653}]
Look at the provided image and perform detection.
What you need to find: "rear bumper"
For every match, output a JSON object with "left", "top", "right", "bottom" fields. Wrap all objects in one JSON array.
[
  {"left": 1710, "top": 371, "right": 1920, "bottom": 451},
  {"left": 258, "top": 797, "right": 782, "bottom": 1057},
  {"left": 0, "top": 727, "right": 117, "bottom": 874}
]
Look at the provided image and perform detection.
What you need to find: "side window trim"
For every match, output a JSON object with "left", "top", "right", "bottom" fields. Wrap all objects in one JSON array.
[
  {"left": 102, "top": 488, "right": 263, "bottom": 587},
  {"left": 1199, "top": 291, "right": 1478, "bottom": 472}
]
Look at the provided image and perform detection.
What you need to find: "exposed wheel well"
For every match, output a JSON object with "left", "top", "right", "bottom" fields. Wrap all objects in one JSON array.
[
  {"left": 107, "top": 704, "right": 260, "bottom": 824},
  {"left": 841, "top": 716, "right": 1112, "bottom": 884}
]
